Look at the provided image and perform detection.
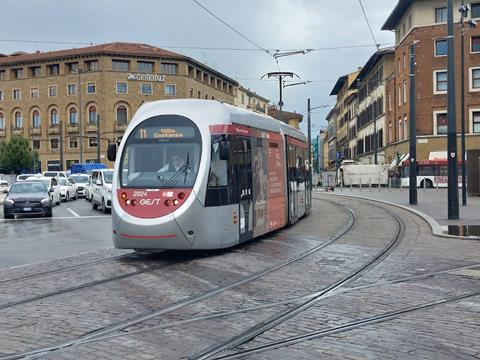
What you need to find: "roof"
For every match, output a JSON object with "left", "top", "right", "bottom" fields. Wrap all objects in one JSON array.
[
  {"left": 329, "top": 75, "right": 348, "bottom": 96},
  {"left": 268, "top": 108, "right": 303, "bottom": 124},
  {"left": 238, "top": 85, "right": 270, "bottom": 103},
  {"left": 349, "top": 48, "right": 395, "bottom": 90},
  {"left": 0, "top": 42, "right": 239, "bottom": 85},
  {"left": 382, "top": 0, "right": 414, "bottom": 30}
]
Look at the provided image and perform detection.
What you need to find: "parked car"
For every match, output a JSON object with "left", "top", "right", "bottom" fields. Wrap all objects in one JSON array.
[
  {"left": 16, "top": 174, "right": 41, "bottom": 182},
  {"left": 3, "top": 181, "right": 53, "bottom": 219},
  {"left": 58, "top": 178, "right": 78, "bottom": 201},
  {"left": 68, "top": 174, "right": 90, "bottom": 198},
  {"left": 90, "top": 169, "right": 113, "bottom": 213},
  {"left": 25, "top": 176, "right": 61, "bottom": 205},
  {"left": 0, "top": 180, "right": 9, "bottom": 193},
  {"left": 42, "top": 171, "right": 69, "bottom": 178}
]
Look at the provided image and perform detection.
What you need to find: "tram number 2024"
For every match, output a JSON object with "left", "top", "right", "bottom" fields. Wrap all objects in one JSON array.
[{"left": 133, "top": 191, "right": 148, "bottom": 197}]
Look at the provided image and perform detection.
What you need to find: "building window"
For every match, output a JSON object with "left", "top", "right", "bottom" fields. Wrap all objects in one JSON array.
[
  {"left": 137, "top": 61, "right": 154, "bottom": 73},
  {"left": 87, "top": 82, "right": 96, "bottom": 94},
  {"left": 116, "top": 82, "right": 127, "bottom": 94},
  {"left": 398, "top": 120, "right": 403, "bottom": 141},
  {"left": 435, "top": 70, "right": 448, "bottom": 92},
  {"left": 32, "top": 110, "right": 41, "bottom": 128},
  {"left": 30, "top": 66, "right": 41, "bottom": 77},
  {"left": 13, "top": 89, "right": 21, "bottom": 100},
  {"left": 31, "top": 88, "right": 39, "bottom": 99},
  {"left": 50, "top": 109, "right": 59, "bottom": 126},
  {"left": 471, "top": 68, "right": 480, "bottom": 90},
  {"left": 48, "top": 86, "right": 57, "bottom": 97},
  {"left": 435, "top": 112, "right": 448, "bottom": 135},
  {"left": 116, "top": 105, "right": 127, "bottom": 124},
  {"left": 403, "top": 116, "right": 408, "bottom": 139},
  {"left": 33, "top": 140, "right": 40, "bottom": 150},
  {"left": 435, "top": 7, "right": 447, "bottom": 23},
  {"left": 388, "top": 123, "right": 392, "bottom": 143},
  {"left": 68, "top": 84, "right": 77, "bottom": 95},
  {"left": 0, "top": 90, "right": 3, "bottom": 101},
  {"left": 85, "top": 60, "right": 98, "bottom": 71},
  {"left": 165, "top": 84, "right": 176, "bottom": 96},
  {"left": 197, "top": 90, "right": 201, "bottom": 99},
  {"left": 12, "top": 68, "right": 23, "bottom": 79},
  {"left": 88, "top": 137, "right": 97, "bottom": 147},
  {"left": 0, "top": 113, "right": 4, "bottom": 129},
  {"left": 472, "top": 36, "right": 480, "bottom": 53},
  {"left": 112, "top": 60, "right": 129, "bottom": 71},
  {"left": 472, "top": 3, "right": 480, "bottom": 18},
  {"left": 0, "top": 70, "right": 5, "bottom": 80},
  {"left": 403, "top": 53, "right": 406, "bottom": 69},
  {"left": 66, "top": 62, "right": 79, "bottom": 73},
  {"left": 47, "top": 64, "right": 59, "bottom": 75},
  {"left": 141, "top": 83, "right": 152, "bottom": 95},
  {"left": 51, "top": 138, "right": 59, "bottom": 149},
  {"left": 435, "top": 39, "right": 447, "bottom": 56},
  {"left": 161, "top": 63, "right": 178, "bottom": 75},
  {"left": 403, "top": 81, "right": 407, "bottom": 103},
  {"left": 88, "top": 105, "right": 97, "bottom": 124},
  {"left": 69, "top": 137, "right": 78, "bottom": 149},
  {"left": 189, "top": 88, "right": 194, "bottom": 98},
  {"left": 15, "top": 111, "right": 23, "bottom": 129},
  {"left": 398, "top": 86, "right": 402, "bottom": 106},
  {"left": 388, "top": 91, "right": 392, "bottom": 111},
  {"left": 69, "top": 107, "right": 78, "bottom": 125}
]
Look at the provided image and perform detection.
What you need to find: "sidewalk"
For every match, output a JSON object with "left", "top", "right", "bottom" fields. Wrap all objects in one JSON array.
[{"left": 317, "top": 187, "right": 480, "bottom": 227}]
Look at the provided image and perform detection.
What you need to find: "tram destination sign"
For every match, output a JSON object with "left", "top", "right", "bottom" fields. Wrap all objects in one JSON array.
[
  {"left": 135, "top": 126, "right": 195, "bottom": 140},
  {"left": 128, "top": 73, "right": 165, "bottom": 82}
]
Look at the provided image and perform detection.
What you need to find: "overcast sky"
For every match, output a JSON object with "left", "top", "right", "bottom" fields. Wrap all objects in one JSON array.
[{"left": 0, "top": 0, "right": 398, "bottom": 134}]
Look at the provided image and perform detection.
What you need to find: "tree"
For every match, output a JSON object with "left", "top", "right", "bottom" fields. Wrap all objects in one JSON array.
[{"left": 0, "top": 136, "right": 34, "bottom": 174}]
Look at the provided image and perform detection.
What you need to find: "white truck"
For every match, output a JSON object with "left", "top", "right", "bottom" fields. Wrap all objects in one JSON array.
[{"left": 337, "top": 162, "right": 389, "bottom": 186}]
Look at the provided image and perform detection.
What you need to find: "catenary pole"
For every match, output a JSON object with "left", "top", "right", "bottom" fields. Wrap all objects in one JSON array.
[
  {"left": 447, "top": 0, "right": 460, "bottom": 219},
  {"left": 409, "top": 41, "right": 417, "bottom": 205}
]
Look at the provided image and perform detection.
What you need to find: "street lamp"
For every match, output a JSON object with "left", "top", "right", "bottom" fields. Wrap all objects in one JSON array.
[{"left": 459, "top": 1, "right": 477, "bottom": 206}]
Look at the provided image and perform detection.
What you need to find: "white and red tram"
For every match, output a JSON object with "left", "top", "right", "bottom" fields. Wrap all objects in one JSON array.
[{"left": 108, "top": 100, "right": 311, "bottom": 250}]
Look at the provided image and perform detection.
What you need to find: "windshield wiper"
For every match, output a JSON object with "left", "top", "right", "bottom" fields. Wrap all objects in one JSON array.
[{"left": 162, "top": 152, "right": 191, "bottom": 188}]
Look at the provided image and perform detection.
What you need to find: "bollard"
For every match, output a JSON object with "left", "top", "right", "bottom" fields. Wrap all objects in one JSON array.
[
  {"left": 400, "top": 180, "right": 403, "bottom": 190},
  {"left": 350, "top": 183, "right": 352, "bottom": 191},
  {"left": 378, "top": 176, "right": 381, "bottom": 191},
  {"left": 369, "top": 178, "right": 372, "bottom": 191},
  {"left": 388, "top": 178, "right": 392, "bottom": 191},
  {"left": 340, "top": 181, "right": 343, "bottom": 191},
  {"left": 423, "top": 179, "right": 426, "bottom": 191},
  {"left": 359, "top": 178, "right": 362, "bottom": 191}
]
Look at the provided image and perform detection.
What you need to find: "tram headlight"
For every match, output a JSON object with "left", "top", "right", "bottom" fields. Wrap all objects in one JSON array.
[
  {"left": 178, "top": 192, "right": 185, "bottom": 200},
  {"left": 164, "top": 199, "right": 171, "bottom": 207},
  {"left": 121, "top": 192, "right": 127, "bottom": 199},
  {"left": 125, "top": 199, "right": 131, "bottom": 206},
  {"left": 173, "top": 199, "right": 179, "bottom": 206},
  {"left": 131, "top": 199, "right": 137, "bottom": 207}
]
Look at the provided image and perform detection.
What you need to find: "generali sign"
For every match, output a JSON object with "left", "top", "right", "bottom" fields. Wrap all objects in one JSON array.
[{"left": 128, "top": 73, "right": 165, "bottom": 82}]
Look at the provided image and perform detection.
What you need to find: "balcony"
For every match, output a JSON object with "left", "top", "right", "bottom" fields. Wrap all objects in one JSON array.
[
  {"left": 32, "top": 127, "right": 41, "bottom": 135},
  {"left": 12, "top": 128, "right": 24, "bottom": 136},
  {"left": 67, "top": 124, "right": 79, "bottom": 134},
  {"left": 115, "top": 122, "right": 128, "bottom": 132},
  {"left": 85, "top": 123, "right": 98, "bottom": 133},
  {"left": 0, "top": 129, "right": 5, "bottom": 137},
  {"left": 48, "top": 125, "right": 60, "bottom": 135}
]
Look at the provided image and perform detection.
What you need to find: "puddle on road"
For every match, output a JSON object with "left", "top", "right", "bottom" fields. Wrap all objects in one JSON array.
[{"left": 446, "top": 225, "right": 480, "bottom": 237}]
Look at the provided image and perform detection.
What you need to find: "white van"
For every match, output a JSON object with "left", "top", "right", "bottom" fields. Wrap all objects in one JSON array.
[{"left": 90, "top": 169, "right": 113, "bottom": 213}]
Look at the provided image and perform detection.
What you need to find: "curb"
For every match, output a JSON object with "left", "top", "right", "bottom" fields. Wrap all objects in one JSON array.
[{"left": 315, "top": 191, "right": 480, "bottom": 241}]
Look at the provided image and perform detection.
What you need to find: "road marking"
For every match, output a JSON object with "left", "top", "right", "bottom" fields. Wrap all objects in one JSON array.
[{"left": 67, "top": 208, "right": 80, "bottom": 217}]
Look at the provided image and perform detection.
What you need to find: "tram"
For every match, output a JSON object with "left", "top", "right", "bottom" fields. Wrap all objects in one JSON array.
[{"left": 108, "top": 100, "right": 311, "bottom": 250}]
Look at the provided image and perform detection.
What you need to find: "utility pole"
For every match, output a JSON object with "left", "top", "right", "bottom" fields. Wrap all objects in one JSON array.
[
  {"left": 460, "top": 0, "right": 467, "bottom": 206},
  {"left": 409, "top": 41, "right": 418, "bottom": 205},
  {"left": 59, "top": 121, "right": 64, "bottom": 171},
  {"left": 77, "top": 69, "right": 84, "bottom": 163},
  {"left": 96, "top": 115, "right": 101, "bottom": 163},
  {"left": 30, "top": 127, "right": 37, "bottom": 173},
  {"left": 261, "top": 72, "right": 299, "bottom": 112},
  {"left": 447, "top": 0, "right": 460, "bottom": 219}
]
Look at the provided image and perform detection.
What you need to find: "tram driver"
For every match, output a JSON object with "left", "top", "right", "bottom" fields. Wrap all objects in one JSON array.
[{"left": 158, "top": 152, "right": 187, "bottom": 173}]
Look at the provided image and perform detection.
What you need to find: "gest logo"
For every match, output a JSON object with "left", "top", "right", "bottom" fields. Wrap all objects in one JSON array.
[{"left": 139, "top": 198, "right": 162, "bottom": 206}]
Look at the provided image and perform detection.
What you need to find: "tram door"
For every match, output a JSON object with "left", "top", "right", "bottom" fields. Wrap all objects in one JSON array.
[{"left": 232, "top": 137, "right": 253, "bottom": 243}]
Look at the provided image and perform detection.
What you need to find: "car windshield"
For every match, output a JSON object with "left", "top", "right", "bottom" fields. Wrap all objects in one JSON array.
[
  {"left": 103, "top": 171, "right": 113, "bottom": 184},
  {"left": 69, "top": 175, "right": 89, "bottom": 183},
  {"left": 58, "top": 178, "right": 68, "bottom": 186},
  {"left": 43, "top": 172, "right": 57, "bottom": 177},
  {"left": 10, "top": 182, "right": 47, "bottom": 193},
  {"left": 119, "top": 115, "right": 201, "bottom": 189},
  {"left": 18, "top": 175, "right": 31, "bottom": 180}
]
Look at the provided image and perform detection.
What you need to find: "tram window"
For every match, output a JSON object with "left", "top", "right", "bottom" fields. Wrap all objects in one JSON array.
[
  {"left": 208, "top": 136, "right": 229, "bottom": 187},
  {"left": 205, "top": 135, "right": 234, "bottom": 207}
]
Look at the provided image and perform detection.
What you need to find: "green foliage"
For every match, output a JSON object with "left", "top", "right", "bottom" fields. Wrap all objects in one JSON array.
[{"left": 0, "top": 136, "right": 34, "bottom": 174}]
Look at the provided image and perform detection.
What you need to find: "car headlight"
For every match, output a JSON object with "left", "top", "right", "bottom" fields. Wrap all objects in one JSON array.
[
  {"left": 4, "top": 199, "right": 14, "bottom": 205},
  {"left": 41, "top": 198, "right": 51, "bottom": 205}
]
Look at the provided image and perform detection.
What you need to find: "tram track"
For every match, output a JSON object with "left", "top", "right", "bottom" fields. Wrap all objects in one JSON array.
[
  {"left": 0, "top": 199, "right": 357, "bottom": 360},
  {"left": 189, "top": 206, "right": 406, "bottom": 360}
]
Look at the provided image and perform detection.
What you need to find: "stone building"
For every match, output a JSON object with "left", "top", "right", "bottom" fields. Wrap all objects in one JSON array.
[
  {"left": 0, "top": 42, "right": 239, "bottom": 171},
  {"left": 234, "top": 86, "right": 269, "bottom": 114}
]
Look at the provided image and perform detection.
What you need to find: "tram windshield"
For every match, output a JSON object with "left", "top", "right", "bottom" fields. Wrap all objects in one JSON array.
[{"left": 119, "top": 115, "right": 201, "bottom": 189}]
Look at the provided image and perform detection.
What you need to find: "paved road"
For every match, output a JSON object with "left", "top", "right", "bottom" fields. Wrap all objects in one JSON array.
[
  {"left": 0, "top": 197, "right": 113, "bottom": 268},
  {"left": 0, "top": 195, "right": 478, "bottom": 359}
]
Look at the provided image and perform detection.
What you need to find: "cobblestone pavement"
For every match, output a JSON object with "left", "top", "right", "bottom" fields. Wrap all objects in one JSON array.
[{"left": 0, "top": 194, "right": 478, "bottom": 359}]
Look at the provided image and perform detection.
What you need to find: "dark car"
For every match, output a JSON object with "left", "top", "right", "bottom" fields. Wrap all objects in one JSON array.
[{"left": 3, "top": 181, "right": 53, "bottom": 219}]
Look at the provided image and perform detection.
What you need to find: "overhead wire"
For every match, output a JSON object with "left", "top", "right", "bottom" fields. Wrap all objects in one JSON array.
[{"left": 358, "top": 0, "right": 380, "bottom": 50}]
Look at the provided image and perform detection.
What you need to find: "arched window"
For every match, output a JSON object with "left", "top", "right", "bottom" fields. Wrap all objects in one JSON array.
[
  {"left": 14, "top": 111, "right": 23, "bottom": 129},
  {"left": 0, "top": 113, "right": 4, "bottom": 130},
  {"left": 50, "top": 109, "right": 59, "bottom": 126},
  {"left": 116, "top": 105, "right": 127, "bottom": 125},
  {"left": 88, "top": 105, "right": 97, "bottom": 124},
  {"left": 69, "top": 107, "right": 78, "bottom": 125},
  {"left": 32, "top": 110, "right": 41, "bottom": 128}
]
